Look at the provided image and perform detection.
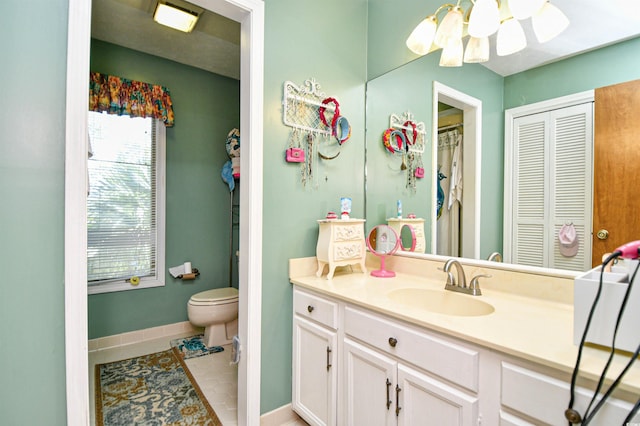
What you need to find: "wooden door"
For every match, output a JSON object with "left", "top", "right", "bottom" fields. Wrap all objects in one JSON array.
[{"left": 593, "top": 79, "right": 640, "bottom": 266}]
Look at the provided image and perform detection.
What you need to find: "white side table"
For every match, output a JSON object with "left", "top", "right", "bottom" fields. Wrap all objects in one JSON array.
[
  {"left": 387, "top": 218, "right": 426, "bottom": 253},
  {"left": 316, "top": 219, "right": 366, "bottom": 279}
]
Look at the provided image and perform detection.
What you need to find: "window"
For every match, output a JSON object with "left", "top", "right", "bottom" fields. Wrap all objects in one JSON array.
[{"left": 87, "top": 111, "right": 166, "bottom": 294}]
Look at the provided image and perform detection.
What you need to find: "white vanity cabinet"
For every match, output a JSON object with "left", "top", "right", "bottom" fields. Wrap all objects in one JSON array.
[
  {"left": 292, "top": 288, "right": 339, "bottom": 426},
  {"left": 291, "top": 286, "right": 640, "bottom": 426},
  {"left": 499, "top": 361, "right": 640, "bottom": 426},
  {"left": 342, "top": 306, "right": 479, "bottom": 426}
]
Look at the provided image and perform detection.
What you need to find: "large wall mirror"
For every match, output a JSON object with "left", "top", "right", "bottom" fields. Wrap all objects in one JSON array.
[{"left": 364, "top": 3, "right": 640, "bottom": 272}]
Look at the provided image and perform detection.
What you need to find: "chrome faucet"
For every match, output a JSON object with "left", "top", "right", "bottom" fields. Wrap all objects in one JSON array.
[
  {"left": 443, "top": 259, "right": 467, "bottom": 289},
  {"left": 487, "top": 252, "right": 503, "bottom": 262},
  {"left": 442, "top": 259, "right": 489, "bottom": 296}
]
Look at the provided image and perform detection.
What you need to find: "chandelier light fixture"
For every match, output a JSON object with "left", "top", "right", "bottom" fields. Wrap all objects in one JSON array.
[{"left": 406, "top": 0, "right": 569, "bottom": 66}]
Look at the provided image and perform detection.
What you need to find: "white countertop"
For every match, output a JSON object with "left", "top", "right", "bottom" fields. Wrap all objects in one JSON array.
[{"left": 289, "top": 255, "right": 640, "bottom": 396}]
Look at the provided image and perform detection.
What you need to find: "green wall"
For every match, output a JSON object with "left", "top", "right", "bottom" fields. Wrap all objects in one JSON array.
[
  {"left": 504, "top": 36, "right": 640, "bottom": 108},
  {"left": 261, "top": 0, "right": 368, "bottom": 413},
  {"left": 0, "top": 0, "right": 68, "bottom": 424},
  {"left": 88, "top": 40, "right": 240, "bottom": 339}
]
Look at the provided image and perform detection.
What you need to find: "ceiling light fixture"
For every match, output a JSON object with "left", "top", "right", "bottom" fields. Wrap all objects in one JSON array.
[
  {"left": 406, "top": 0, "right": 569, "bottom": 67},
  {"left": 153, "top": 1, "right": 201, "bottom": 33}
]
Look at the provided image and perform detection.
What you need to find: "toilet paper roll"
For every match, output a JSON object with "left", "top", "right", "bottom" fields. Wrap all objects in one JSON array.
[
  {"left": 181, "top": 273, "right": 197, "bottom": 280},
  {"left": 184, "top": 262, "right": 192, "bottom": 274}
]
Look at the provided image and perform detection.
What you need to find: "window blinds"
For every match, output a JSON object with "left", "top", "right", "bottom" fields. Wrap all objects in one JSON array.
[{"left": 87, "top": 112, "right": 157, "bottom": 284}]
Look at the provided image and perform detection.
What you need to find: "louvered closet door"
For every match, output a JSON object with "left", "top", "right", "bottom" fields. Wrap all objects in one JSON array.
[
  {"left": 549, "top": 103, "right": 593, "bottom": 271},
  {"left": 512, "top": 112, "right": 549, "bottom": 267},
  {"left": 511, "top": 103, "right": 593, "bottom": 270}
]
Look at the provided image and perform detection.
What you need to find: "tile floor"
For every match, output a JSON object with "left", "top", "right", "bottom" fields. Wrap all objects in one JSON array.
[{"left": 89, "top": 331, "right": 307, "bottom": 425}]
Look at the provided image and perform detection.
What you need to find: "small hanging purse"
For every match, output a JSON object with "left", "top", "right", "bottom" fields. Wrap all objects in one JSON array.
[{"left": 286, "top": 129, "right": 305, "bottom": 163}]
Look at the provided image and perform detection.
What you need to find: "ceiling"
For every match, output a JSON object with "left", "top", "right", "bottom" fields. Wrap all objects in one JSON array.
[
  {"left": 484, "top": 0, "right": 640, "bottom": 76},
  {"left": 91, "top": 0, "right": 640, "bottom": 79},
  {"left": 91, "top": 0, "right": 241, "bottom": 79}
]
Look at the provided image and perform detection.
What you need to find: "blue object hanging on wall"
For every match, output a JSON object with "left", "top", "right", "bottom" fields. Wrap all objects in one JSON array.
[
  {"left": 221, "top": 128, "right": 240, "bottom": 192},
  {"left": 437, "top": 169, "right": 447, "bottom": 219}
]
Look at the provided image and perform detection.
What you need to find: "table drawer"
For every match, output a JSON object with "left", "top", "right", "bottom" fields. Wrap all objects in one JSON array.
[
  {"left": 332, "top": 224, "right": 364, "bottom": 242},
  {"left": 332, "top": 241, "right": 364, "bottom": 261}
]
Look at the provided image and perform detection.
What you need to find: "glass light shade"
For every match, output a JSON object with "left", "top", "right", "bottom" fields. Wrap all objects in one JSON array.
[
  {"left": 468, "top": 0, "right": 500, "bottom": 38},
  {"left": 496, "top": 18, "right": 527, "bottom": 56},
  {"left": 532, "top": 2, "right": 570, "bottom": 43},
  {"left": 153, "top": 3, "right": 199, "bottom": 33},
  {"left": 439, "top": 38, "right": 463, "bottom": 67},
  {"left": 464, "top": 36, "right": 490, "bottom": 63},
  {"left": 406, "top": 16, "right": 438, "bottom": 55},
  {"left": 434, "top": 6, "right": 464, "bottom": 47},
  {"left": 508, "top": 0, "right": 546, "bottom": 20}
]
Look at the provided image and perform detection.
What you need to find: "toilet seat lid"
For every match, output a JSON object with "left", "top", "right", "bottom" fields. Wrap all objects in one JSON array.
[{"left": 190, "top": 287, "right": 238, "bottom": 303}]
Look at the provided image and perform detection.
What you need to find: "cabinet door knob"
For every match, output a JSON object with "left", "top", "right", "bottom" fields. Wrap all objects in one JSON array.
[
  {"left": 388, "top": 337, "right": 398, "bottom": 347},
  {"left": 307, "top": 305, "right": 314, "bottom": 313}
]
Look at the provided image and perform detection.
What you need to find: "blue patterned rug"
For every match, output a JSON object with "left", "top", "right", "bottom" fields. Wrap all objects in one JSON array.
[
  {"left": 95, "top": 347, "right": 221, "bottom": 425},
  {"left": 170, "top": 334, "right": 224, "bottom": 360}
]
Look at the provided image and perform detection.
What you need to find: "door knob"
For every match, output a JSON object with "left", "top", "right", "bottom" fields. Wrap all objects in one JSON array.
[{"left": 596, "top": 229, "right": 609, "bottom": 240}]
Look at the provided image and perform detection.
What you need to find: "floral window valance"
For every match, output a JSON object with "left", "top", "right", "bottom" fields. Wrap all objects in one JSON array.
[{"left": 89, "top": 72, "right": 175, "bottom": 127}]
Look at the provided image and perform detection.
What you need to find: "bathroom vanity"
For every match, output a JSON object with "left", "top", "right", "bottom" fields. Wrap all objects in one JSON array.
[{"left": 289, "top": 255, "right": 640, "bottom": 426}]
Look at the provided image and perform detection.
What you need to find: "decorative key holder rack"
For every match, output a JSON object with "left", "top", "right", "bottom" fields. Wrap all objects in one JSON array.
[
  {"left": 383, "top": 111, "right": 427, "bottom": 191},
  {"left": 283, "top": 78, "right": 350, "bottom": 188}
]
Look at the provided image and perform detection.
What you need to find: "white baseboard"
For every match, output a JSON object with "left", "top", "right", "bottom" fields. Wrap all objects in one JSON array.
[
  {"left": 88, "top": 321, "right": 202, "bottom": 352},
  {"left": 260, "top": 403, "right": 304, "bottom": 425}
]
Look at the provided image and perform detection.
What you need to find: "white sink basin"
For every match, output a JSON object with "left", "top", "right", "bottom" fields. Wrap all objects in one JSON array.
[{"left": 387, "top": 288, "right": 495, "bottom": 317}]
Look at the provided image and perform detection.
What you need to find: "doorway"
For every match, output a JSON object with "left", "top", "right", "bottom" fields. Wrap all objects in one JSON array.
[
  {"left": 593, "top": 79, "right": 640, "bottom": 266},
  {"left": 64, "top": 0, "right": 264, "bottom": 424},
  {"left": 431, "top": 82, "right": 481, "bottom": 259},
  {"left": 436, "top": 103, "right": 464, "bottom": 257}
]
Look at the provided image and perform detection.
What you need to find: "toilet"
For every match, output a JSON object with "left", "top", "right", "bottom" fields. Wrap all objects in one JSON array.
[{"left": 187, "top": 287, "right": 239, "bottom": 347}]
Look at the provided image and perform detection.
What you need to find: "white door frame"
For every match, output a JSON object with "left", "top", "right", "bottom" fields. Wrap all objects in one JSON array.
[
  {"left": 431, "top": 81, "right": 481, "bottom": 259},
  {"left": 64, "top": 0, "right": 264, "bottom": 424}
]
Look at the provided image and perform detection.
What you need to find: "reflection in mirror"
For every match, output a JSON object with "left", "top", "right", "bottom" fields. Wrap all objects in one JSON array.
[
  {"left": 367, "top": 225, "right": 400, "bottom": 277},
  {"left": 399, "top": 224, "right": 416, "bottom": 252},
  {"left": 432, "top": 82, "right": 481, "bottom": 259},
  {"left": 365, "top": 26, "right": 640, "bottom": 273}
]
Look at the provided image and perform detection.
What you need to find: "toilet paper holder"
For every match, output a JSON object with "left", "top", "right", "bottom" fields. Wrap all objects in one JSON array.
[
  {"left": 169, "top": 262, "right": 200, "bottom": 281},
  {"left": 178, "top": 268, "right": 200, "bottom": 280}
]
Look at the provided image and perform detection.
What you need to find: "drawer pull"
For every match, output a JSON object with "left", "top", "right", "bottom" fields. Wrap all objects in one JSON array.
[
  {"left": 388, "top": 337, "right": 398, "bottom": 347},
  {"left": 307, "top": 305, "right": 314, "bottom": 313},
  {"left": 386, "top": 378, "right": 392, "bottom": 409},
  {"left": 395, "top": 384, "right": 402, "bottom": 416},
  {"left": 326, "top": 346, "right": 332, "bottom": 371}
]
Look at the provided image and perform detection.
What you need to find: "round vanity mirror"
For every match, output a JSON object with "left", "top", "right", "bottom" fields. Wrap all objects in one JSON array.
[
  {"left": 399, "top": 224, "right": 417, "bottom": 252},
  {"left": 366, "top": 225, "right": 400, "bottom": 277}
]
